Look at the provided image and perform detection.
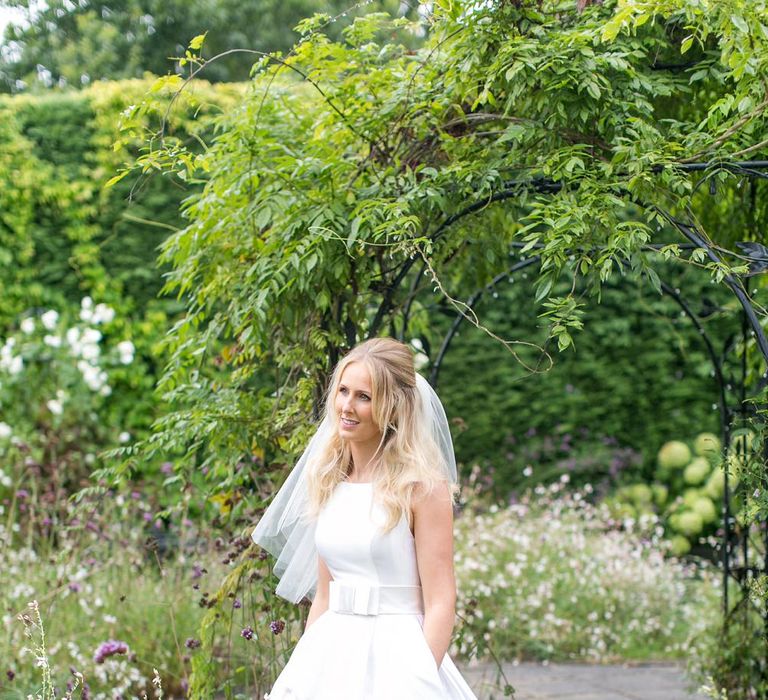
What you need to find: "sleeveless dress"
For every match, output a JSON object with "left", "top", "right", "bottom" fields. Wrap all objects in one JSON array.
[{"left": 265, "top": 481, "right": 478, "bottom": 699}]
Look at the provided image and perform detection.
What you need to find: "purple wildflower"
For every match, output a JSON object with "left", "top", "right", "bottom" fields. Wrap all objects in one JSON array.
[
  {"left": 142, "top": 512, "right": 152, "bottom": 522},
  {"left": 233, "top": 599, "right": 241, "bottom": 609},
  {"left": 16, "top": 489, "right": 29, "bottom": 499},
  {"left": 185, "top": 638, "right": 201, "bottom": 649},
  {"left": 241, "top": 626, "right": 254, "bottom": 640},
  {"left": 93, "top": 640, "right": 129, "bottom": 664},
  {"left": 130, "top": 490, "right": 141, "bottom": 500},
  {"left": 160, "top": 462, "right": 174, "bottom": 474},
  {"left": 6, "top": 669, "right": 14, "bottom": 681},
  {"left": 68, "top": 582, "right": 82, "bottom": 593},
  {"left": 269, "top": 620, "right": 285, "bottom": 635}
]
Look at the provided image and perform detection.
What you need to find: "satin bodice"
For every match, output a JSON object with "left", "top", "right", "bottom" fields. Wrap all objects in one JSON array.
[{"left": 315, "top": 482, "right": 421, "bottom": 587}]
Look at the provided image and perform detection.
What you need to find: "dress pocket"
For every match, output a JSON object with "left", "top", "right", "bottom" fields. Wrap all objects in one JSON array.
[
  {"left": 411, "top": 624, "right": 444, "bottom": 679},
  {"left": 297, "top": 610, "right": 331, "bottom": 645}
]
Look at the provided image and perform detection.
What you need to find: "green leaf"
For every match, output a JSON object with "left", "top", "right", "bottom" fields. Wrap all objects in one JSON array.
[
  {"left": 348, "top": 216, "right": 362, "bottom": 247},
  {"left": 586, "top": 81, "right": 601, "bottom": 100},
  {"left": 731, "top": 14, "right": 749, "bottom": 33},
  {"left": 680, "top": 36, "right": 694, "bottom": 54},
  {"left": 535, "top": 278, "right": 553, "bottom": 303},
  {"left": 104, "top": 170, "right": 130, "bottom": 188},
  {"left": 189, "top": 32, "right": 208, "bottom": 51}
]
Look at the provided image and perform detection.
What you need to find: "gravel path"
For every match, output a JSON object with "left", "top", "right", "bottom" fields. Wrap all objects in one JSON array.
[{"left": 458, "top": 661, "right": 707, "bottom": 700}]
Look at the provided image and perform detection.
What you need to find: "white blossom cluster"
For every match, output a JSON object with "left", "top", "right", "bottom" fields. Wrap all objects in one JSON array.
[
  {"left": 79, "top": 297, "right": 115, "bottom": 325},
  {"left": 1, "top": 337, "right": 23, "bottom": 375},
  {"left": 0, "top": 301, "right": 137, "bottom": 423},
  {"left": 452, "top": 481, "right": 721, "bottom": 663}
]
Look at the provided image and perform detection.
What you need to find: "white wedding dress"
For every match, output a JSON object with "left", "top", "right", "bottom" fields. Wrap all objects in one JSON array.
[{"left": 265, "top": 481, "right": 478, "bottom": 699}]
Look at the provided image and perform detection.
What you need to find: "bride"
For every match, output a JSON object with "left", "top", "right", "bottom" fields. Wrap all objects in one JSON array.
[{"left": 252, "top": 337, "right": 477, "bottom": 699}]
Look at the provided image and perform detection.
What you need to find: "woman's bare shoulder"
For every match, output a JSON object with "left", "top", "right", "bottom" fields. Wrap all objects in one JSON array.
[{"left": 411, "top": 479, "right": 453, "bottom": 507}]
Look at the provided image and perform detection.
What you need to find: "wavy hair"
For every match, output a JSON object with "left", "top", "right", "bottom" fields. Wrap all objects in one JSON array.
[{"left": 306, "top": 338, "right": 454, "bottom": 530}]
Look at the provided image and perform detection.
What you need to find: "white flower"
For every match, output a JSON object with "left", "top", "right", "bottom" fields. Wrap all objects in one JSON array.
[
  {"left": 81, "top": 296, "right": 93, "bottom": 310},
  {"left": 40, "top": 310, "right": 59, "bottom": 330},
  {"left": 0, "top": 423, "right": 10, "bottom": 439},
  {"left": 20, "top": 318, "right": 35, "bottom": 334},
  {"left": 119, "top": 431, "right": 131, "bottom": 443},
  {"left": 413, "top": 352, "right": 429, "bottom": 370},
  {"left": 7, "top": 356, "right": 23, "bottom": 375},
  {"left": 99, "top": 384, "right": 112, "bottom": 397},
  {"left": 81, "top": 328, "right": 102, "bottom": 344},
  {"left": 46, "top": 399, "right": 63, "bottom": 415},
  {"left": 116, "top": 340, "right": 135, "bottom": 364},
  {"left": 78, "top": 362, "right": 108, "bottom": 392},
  {"left": 80, "top": 343, "right": 100, "bottom": 362},
  {"left": 66, "top": 328, "right": 81, "bottom": 346},
  {"left": 523, "top": 466, "right": 533, "bottom": 477},
  {"left": 92, "top": 303, "right": 115, "bottom": 324},
  {"left": 43, "top": 335, "right": 62, "bottom": 348}
]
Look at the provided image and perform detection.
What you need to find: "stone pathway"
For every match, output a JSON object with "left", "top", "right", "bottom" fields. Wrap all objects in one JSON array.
[{"left": 459, "top": 662, "right": 707, "bottom": 700}]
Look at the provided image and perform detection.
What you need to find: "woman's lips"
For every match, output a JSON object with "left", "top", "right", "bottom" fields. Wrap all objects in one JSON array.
[{"left": 340, "top": 417, "right": 359, "bottom": 428}]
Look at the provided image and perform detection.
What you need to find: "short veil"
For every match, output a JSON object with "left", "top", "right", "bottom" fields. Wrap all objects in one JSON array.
[{"left": 251, "top": 372, "right": 457, "bottom": 603}]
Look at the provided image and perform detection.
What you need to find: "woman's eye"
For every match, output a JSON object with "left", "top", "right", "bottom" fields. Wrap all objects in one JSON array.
[
  {"left": 360, "top": 394, "right": 370, "bottom": 401},
  {"left": 339, "top": 387, "right": 348, "bottom": 395}
]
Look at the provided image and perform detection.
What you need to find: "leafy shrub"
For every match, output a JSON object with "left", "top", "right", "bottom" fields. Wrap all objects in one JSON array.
[
  {"left": 0, "top": 299, "right": 166, "bottom": 540},
  {"left": 5, "top": 489, "right": 302, "bottom": 699},
  {"left": 604, "top": 431, "right": 753, "bottom": 556}
]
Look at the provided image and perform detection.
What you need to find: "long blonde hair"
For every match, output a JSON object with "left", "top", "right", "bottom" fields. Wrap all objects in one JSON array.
[{"left": 306, "top": 338, "right": 453, "bottom": 530}]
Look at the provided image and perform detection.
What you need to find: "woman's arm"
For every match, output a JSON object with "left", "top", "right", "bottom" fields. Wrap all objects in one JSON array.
[
  {"left": 413, "top": 481, "right": 456, "bottom": 668},
  {"left": 305, "top": 555, "right": 332, "bottom": 631}
]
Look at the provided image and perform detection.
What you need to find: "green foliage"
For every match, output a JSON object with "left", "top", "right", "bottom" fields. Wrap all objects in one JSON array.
[
  {"left": 112, "top": 0, "right": 767, "bottom": 483},
  {"left": 0, "top": 300, "right": 167, "bottom": 542},
  {"left": 4, "top": 492, "right": 305, "bottom": 699},
  {"left": 0, "top": 0, "right": 425, "bottom": 92},
  {"left": 0, "top": 79, "right": 244, "bottom": 329},
  {"left": 694, "top": 594, "right": 768, "bottom": 700},
  {"left": 604, "top": 429, "right": 738, "bottom": 553},
  {"left": 434, "top": 258, "right": 739, "bottom": 486},
  {"left": 100, "top": 1, "right": 768, "bottom": 692}
]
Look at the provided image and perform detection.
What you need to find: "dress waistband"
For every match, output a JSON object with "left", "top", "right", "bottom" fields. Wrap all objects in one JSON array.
[{"left": 328, "top": 581, "right": 424, "bottom": 616}]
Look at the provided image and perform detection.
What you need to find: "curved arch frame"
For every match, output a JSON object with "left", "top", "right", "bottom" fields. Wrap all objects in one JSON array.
[{"left": 381, "top": 160, "right": 768, "bottom": 635}]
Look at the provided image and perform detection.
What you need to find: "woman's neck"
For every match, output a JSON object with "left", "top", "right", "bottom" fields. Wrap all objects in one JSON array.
[{"left": 348, "top": 441, "right": 381, "bottom": 481}]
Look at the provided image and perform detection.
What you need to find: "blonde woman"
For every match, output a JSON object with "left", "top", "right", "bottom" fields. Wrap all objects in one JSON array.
[{"left": 252, "top": 337, "right": 477, "bottom": 699}]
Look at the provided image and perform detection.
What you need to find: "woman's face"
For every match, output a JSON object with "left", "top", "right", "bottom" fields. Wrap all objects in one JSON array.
[{"left": 334, "top": 362, "right": 382, "bottom": 447}]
